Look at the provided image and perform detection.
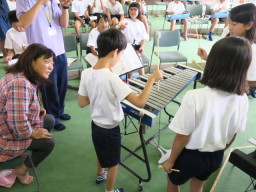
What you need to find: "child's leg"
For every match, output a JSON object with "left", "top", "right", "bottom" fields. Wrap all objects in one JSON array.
[
  {"left": 167, "top": 175, "right": 180, "bottom": 192},
  {"left": 170, "top": 20, "right": 176, "bottom": 31},
  {"left": 190, "top": 178, "right": 204, "bottom": 192},
  {"left": 74, "top": 20, "right": 82, "bottom": 37},
  {"left": 0, "top": 40, "right": 7, "bottom": 58},
  {"left": 182, "top": 19, "right": 188, "bottom": 40},
  {"left": 106, "top": 164, "right": 119, "bottom": 191},
  {"left": 97, "top": 160, "right": 105, "bottom": 175},
  {"left": 111, "top": 17, "right": 119, "bottom": 28},
  {"left": 222, "top": 18, "right": 228, "bottom": 28},
  {"left": 140, "top": 15, "right": 149, "bottom": 34},
  {"left": 209, "top": 18, "right": 219, "bottom": 40}
]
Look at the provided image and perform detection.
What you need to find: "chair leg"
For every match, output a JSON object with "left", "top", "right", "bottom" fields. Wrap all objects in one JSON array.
[{"left": 27, "top": 153, "right": 40, "bottom": 192}]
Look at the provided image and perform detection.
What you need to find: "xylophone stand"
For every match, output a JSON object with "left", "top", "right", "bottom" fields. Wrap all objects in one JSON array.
[{"left": 149, "top": 139, "right": 172, "bottom": 164}]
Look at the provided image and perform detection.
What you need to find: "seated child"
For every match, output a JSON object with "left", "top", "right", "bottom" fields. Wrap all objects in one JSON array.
[
  {"left": 208, "top": 0, "right": 229, "bottom": 41},
  {"left": 4, "top": 10, "right": 27, "bottom": 63},
  {"left": 106, "top": 0, "right": 124, "bottom": 28},
  {"left": 121, "top": 2, "right": 148, "bottom": 78},
  {"left": 164, "top": 37, "right": 251, "bottom": 192},
  {"left": 87, "top": 13, "right": 109, "bottom": 56},
  {"left": 166, "top": 0, "right": 188, "bottom": 40},
  {"left": 78, "top": 28, "right": 162, "bottom": 192},
  {"left": 88, "top": 0, "right": 106, "bottom": 26},
  {"left": 72, "top": 0, "right": 96, "bottom": 41}
]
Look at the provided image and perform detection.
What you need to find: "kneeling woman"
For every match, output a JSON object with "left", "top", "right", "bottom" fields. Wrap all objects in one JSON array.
[{"left": 0, "top": 44, "right": 55, "bottom": 185}]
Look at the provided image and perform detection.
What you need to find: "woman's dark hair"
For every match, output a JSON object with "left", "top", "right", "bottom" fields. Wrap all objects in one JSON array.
[
  {"left": 128, "top": 2, "right": 141, "bottom": 19},
  {"left": 96, "top": 13, "right": 108, "bottom": 23},
  {"left": 8, "top": 10, "right": 19, "bottom": 24},
  {"left": 5, "top": 43, "right": 56, "bottom": 85},
  {"left": 229, "top": 3, "right": 256, "bottom": 43},
  {"left": 97, "top": 28, "right": 127, "bottom": 58},
  {"left": 201, "top": 37, "right": 252, "bottom": 95}
]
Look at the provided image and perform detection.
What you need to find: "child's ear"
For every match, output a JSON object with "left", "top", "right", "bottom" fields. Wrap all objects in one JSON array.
[
  {"left": 112, "top": 49, "right": 119, "bottom": 57},
  {"left": 246, "top": 22, "right": 253, "bottom": 30}
]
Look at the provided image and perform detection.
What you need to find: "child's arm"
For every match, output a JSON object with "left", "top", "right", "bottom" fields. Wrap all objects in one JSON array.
[
  {"left": 197, "top": 48, "right": 208, "bottom": 61},
  {"left": 138, "top": 39, "right": 146, "bottom": 55},
  {"left": 106, "top": 8, "right": 112, "bottom": 25},
  {"left": 84, "top": 8, "right": 90, "bottom": 18},
  {"left": 119, "top": 14, "right": 124, "bottom": 24},
  {"left": 78, "top": 94, "right": 90, "bottom": 107},
  {"left": 125, "top": 70, "right": 162, "bottom": 108},
  {"left": 3, "top": 49, "right": 15, "bottom": 63},
  {"left": 90, "top": 46, "right": 98, "bottom": 56},
  {"left": 163, "top": 133, "right": 189, "bottom": 173}
]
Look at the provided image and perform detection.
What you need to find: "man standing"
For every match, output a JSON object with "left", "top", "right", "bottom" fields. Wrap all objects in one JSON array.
[{"left": 16, "top": 0, "right": 72, "bottom": 131}]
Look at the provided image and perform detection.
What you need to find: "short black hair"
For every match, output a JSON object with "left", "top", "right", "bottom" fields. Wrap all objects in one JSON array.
[
  {"left": 96, "top": 13, "right": 108, "bottom": 23},
  {"left": 5, "top": 44, "right": 56, "bottom": 86},
  {"left": 229, "top": 3, "right": 256, "bottom": 43},
  {"left": 97, "top": 28, "right": 127, "bottom": 58},
  {"left": 128, "top": 2, "right": 141, "bottom": 19},
  {"left": 201, "top": 37, "right": 252, "bottom": 95},
  {"left": 8, "top": 10, "right": 19, "bottom": 24}
]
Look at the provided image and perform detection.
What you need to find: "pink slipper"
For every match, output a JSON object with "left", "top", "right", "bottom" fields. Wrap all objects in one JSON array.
[{"left": 0, "top": 169, "right": 17, "bottom": 188}]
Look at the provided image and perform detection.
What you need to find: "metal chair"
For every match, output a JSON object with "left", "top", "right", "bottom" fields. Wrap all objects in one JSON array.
[
  {"left": 149, "top": 30, "right": 187, "bottom": 73},
  {"left": 0, "top": 151, "right": 40, "bottom": 192},
  {"left": 63, "top": 34, "right": 84, "bottom": 90},
  {"left": 186, "top": 4, "right": 209, "bottom": 34},
  {"left": 79, "top": 33, "right": 90, "bottom": 68}
]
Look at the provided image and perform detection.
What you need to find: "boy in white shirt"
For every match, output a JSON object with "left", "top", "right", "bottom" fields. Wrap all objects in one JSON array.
[
  {"left": 78, "top": 28, "right": 162, "bottom": 192},
  {"left": 209, "top": 0, "right": 229, "bottom": 41},
  {"left": 72, "top": 0, "right": 96, "bottom": 41},
  {"left": 166, "top": 0, "right": 188, "bottom": 40},
  {"left": 106, "top": 0, "right": 124, "bottom": 28},
  {"left": 4, "top": 10, "right": 27, "bottom": 63}
]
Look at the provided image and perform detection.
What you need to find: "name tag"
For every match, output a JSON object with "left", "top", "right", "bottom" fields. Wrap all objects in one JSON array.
[{"left": 48, "top": 26, "right": 57, "bottom": 36}]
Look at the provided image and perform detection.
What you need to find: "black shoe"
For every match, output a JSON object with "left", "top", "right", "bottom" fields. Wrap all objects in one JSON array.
[
  {"left": 54, "top": 123, "right": 66, "bottom": 131},
  {"left": 250, "top": 87, "right": 256, "bottom": 98},
  {"left": 60, "top": 114, "right": 71, "bottom": 120}
]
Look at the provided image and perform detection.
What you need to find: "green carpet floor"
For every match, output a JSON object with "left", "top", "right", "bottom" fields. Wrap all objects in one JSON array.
[{"left": 1, "top": 11, "right": 256, "bottom": 192}]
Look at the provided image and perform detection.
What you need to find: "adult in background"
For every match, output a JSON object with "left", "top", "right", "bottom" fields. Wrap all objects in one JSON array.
[
  {"left": 0, "top": 44, "right": 55, "bottom": 185},
  {"left": 0, "top": 0, "right": 12, "bottom": 59},
  {"left": 16, "top": 0, "right": 72, "bottom": 131}
]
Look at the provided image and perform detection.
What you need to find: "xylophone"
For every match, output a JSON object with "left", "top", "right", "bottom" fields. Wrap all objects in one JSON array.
[
  {"left": 120, "top": 65, "right": 202, "bottom": 191},
  {"left": 211, "top": 11, "right": 229, "bottom": 19},
  {"left": 166, "top": 13, "right": 190, "bottom": 21}
]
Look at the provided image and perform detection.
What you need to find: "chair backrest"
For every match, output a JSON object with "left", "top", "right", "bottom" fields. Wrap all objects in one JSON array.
[
  {"left": 154, "top": 30, "right": 181, "bottom": 48},
  {"left": 205, "top": 4, "right": 212, "bottom": 15},
  {"left": 123, "top": 4, "right": 129, "bottom": 17},
  {"left": 80, "top": 33, "right": 89, "bottom": 58},
  {"left": 186, "top": 4, "right": 203, "bottom": 16},
  {"left": 63, "top": 34, "right": 78, "bottom": 56}
]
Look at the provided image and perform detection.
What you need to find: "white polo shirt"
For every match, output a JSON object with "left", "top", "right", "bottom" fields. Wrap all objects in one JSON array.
[
  {"left": 166, "top": 1, "right": 185, "bottom": 14},
  {"left": 169, "top": 86, "right": 248, "bottom": 152},
  {"left": 87, "top": 27, "right": 100, "bottom": 48},
  {"left": 78, "top": 68, "right": 132, "bottom": 129},
  {"left": 105, "top": 0, "right": 124, "bottom": 15},
  {"left": 4, "top": 28, "right": 28, "bottom": 54},
  {"left": 211, "top": 1, "right": 229, "bottom": 11},
  {"left": 72, "top": 0, "right": 90, "bottom": 16}
]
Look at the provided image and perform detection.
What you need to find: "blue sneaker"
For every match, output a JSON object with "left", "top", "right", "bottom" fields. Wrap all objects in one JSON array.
[
  {"left": 114, "top": 188, "right": 124, "bottom": 192},
  {"left": 96, "top": 170, "right": 107, "bottom": 184},
  {"left": 209, "top": 32, "right": 213, "bottom": 41}
]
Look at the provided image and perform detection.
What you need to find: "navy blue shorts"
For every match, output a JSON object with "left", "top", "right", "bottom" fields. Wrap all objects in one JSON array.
[
  {"left": 91, "top": 121, "right": 121, "bottom": 168},
  {"left": 74, "top": 16, "right": 90, "bottom": 24},
  {"left": 0, "top": 16, "right": 11, "bottom": 41},
  {"left": 168, "top": 148, "right": 224, "bottom": 185}
]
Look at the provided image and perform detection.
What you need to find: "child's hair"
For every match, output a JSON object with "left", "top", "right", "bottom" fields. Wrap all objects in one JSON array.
[
  {"left": 5, "top": 43, "right": 56, "bottom": 85},
  {"left": 128, "top": 2, "right": 141, "bottom": 19},
  {"left": 96, "top": 13, "right": 108, "bottom": 23},
  {"left": 229, "top": 3, "right": 256, "bottom": 43},
  {"left": 97, "top": 28, "right": 127, "bottom": 58},
  {"left": 8, "top": 10, "right": 19, "bottom": 24},
  {"left": 201, "top": 37, "right": 251, "bottom": 95}
]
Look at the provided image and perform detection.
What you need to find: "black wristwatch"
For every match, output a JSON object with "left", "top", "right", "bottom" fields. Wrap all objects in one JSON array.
[{"left": 62, "top": 6, "right": 69, "bottom": 9}]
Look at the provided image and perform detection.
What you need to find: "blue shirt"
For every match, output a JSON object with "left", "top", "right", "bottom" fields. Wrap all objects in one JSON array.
[{"left": 0, "top": 0, "right": 10, "bottom": 16}]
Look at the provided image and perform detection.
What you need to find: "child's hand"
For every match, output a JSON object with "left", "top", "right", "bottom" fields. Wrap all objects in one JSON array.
[
  {"left": 3, "top": 56, "right": 11, "bottom": 63},
  {"left": 120, "top": 22, "right": 128, "bottom": 30},
  {"left": 197, "top": 48, "right": 208, "bottom": 61},
  {"left": 151, "top": 69, "right": 163, "bottom": 82},
  {"left": 163, "top": 161, "right": 174, "bottom": 174}
]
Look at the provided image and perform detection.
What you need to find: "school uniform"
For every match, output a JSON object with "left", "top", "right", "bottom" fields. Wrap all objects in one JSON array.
[
  {"left": 121, "top": 18, "right": 147, "bottom": 49},
  {"left": 168, "top": 86, "right": 248, "bottom": 185},
  {"left": 86, "top": 27, "right": 100, "bottom": 53},
  {"left": 78, "top": 68, "right": 132, "bottom": 167},
  {"left": 166, "top": 1, "right": 185, "bottom": 14},
  {"left": 106, "top": 0, "right": 124, "bottom": 20},
  {"left": 72, "top": 0, "right": 91, "bottom": 23},
  {"left": 211, "top": 0, "right": 229, "bottom": 11},
  {"left": 89, "top": 0, "right": 106, "bottom": 15},
  {"left": 4, "top": 28, "right": 28, "bottom": 55}
]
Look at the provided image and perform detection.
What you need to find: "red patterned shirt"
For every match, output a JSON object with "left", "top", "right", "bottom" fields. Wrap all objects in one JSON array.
[{"left": 0, "top": 73, "right": 43, "bottom": 162}]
